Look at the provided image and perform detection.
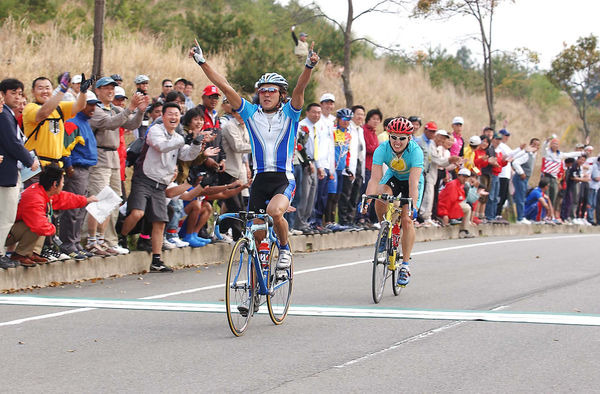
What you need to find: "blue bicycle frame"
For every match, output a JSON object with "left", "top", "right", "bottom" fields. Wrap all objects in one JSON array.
[{"left": 215, "top": 212, "right": 280, "bottom": 296}]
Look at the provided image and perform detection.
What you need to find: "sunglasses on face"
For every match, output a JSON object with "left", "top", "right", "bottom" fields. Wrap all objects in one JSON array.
[
  {"left": 258, "top": 87, "right": 279, "bottom": 94},
  {"left": 389, "top": 135, "right": 409, "bottom": 141},
  {"left": 164, "top": 85, "right": 173, "bottom": 88}
]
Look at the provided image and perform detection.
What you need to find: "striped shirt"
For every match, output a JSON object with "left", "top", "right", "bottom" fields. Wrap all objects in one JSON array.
[{"left": 236, "top": 98, "right": 301, "bottom": 180}]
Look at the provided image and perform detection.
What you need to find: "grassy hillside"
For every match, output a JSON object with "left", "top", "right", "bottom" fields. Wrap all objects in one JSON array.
[{"left": 0, "top": 17, "right": 588, "bottom": 153}]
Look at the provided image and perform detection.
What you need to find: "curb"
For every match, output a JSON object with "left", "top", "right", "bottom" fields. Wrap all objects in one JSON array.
[{"left": 1, "top": 223, "right": 598, "bottom": 292}]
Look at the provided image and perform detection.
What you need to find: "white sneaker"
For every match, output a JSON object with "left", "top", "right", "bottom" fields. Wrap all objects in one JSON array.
[
  {"left": 219, "top": 233, "right": 234, "bottom": 244},
  {"left": 110, "top": 244, "right": 130, "bottom": 255},
  {"left": 168, "top": 236, "right": 189, "bottom": 248},
  {"left": 289, "top": 229, "right": 302, "bottom": 236},
  {"left": 372, "top": 222, "right": 381, "bottom": 230},
  {"left": 424, "top": 219, "right": 440, "bottom": 227},
  {"left": 517, "top": 218, "right": 531, "bottom": 225},
  {"left": 162, "top": 237, "right": 177, "bottom": 250},
  {"left": 276, "top": 249, "right": 292, "bottom": 270}
]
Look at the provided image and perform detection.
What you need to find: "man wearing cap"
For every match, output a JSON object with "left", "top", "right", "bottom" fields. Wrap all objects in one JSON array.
[
  {"left": 134, "top": 75, "right": 150, "bottom": 95},
  {"left": 200, "top": 84, "right": 226, "bottom": 177},
  {"left": 463, "top": 135, "right": 482, "bottom": 177},
  {"left": 0, "top": 78, "right": 40, "bottom": 268},
  {"left": 58, "top": 91, "right": 101, "bottom": 259},
  {"left": 415, "top": 121, "right": 437, "bottom": 175},
  {"left": 437, "top": 168, "right": 475, "bottom": 238},
  {"left": 512, "top": 138, "right": 541, "bottom": 224},
  {"left": 219, "top": 96, "right": 234, "bottom": 126},
  {"left": 174, "top": 78, "right": 186, "bottom": 93},
  {"left": 420, "top": 129, "right": 461, "bottom": 226},
  {"left": 86, "top": 76, "right": 148, "bottom": 256},
  {"left": 319, "top": 93, "right": 336, "bottom": 129},
  {"left": 110, "top": 74, "right": 123, "bottom": 86},
  {"left": 291, "top": 25, "right": 309, "bottom": 61},
  {"left": 449, "top": 116, "right": 465, "bottom": 157},
  {"left": 67, "top": 74, "right": 82, "bottom": 101}
]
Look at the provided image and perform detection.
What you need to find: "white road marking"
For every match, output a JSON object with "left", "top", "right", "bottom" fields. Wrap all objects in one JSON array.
[
  {"left": 0, "top": 234, "right": 597, "bottom": 327},
  {"left": 334, "top": 306, "right": 509, "bottom": 368},
  {"left": 0, "top": 297, "right": 597, "bottom": 326}
]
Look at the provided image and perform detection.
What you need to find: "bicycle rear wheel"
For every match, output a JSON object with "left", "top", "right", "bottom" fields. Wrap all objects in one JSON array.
[
  {"left": 267, "top": 244, "right": 293, "bottom": 324},
  {"left": 372, "top": 221, "right": 390, "bottom": 303},
  {"left": 225, "top": 238, "right": 254, "bottom": 336}
]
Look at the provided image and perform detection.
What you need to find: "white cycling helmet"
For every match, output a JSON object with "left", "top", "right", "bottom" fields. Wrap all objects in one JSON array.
[{"left": 256, "top": 73, "right": 288, "bottom": 92}]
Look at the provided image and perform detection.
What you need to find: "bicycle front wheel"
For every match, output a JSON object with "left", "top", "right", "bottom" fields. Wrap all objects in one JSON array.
[
  {"left": 372, "top": 221, "right": 390, "bottom": 303},
  {"left": 267, "top": 244, "right": 293, "bottom": 324},
  {"left": 225, "top": 238, "right": 254, "bottom": 336}
]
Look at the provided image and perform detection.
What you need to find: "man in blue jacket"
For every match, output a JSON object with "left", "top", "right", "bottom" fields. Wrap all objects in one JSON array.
[
  {"left": 0, "top": 78, "right": 40, "bottom": 269},
  {"left": 58, "top": 92, "right": 101, "bottom": 260}
]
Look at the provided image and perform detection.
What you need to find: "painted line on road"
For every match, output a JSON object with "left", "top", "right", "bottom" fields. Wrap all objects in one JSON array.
[
  {"left": 0, "top": 296, "right": 599, "bottom": 326},
  {"left": 1, "top": 233, "right": 598, "bottom": 327}
]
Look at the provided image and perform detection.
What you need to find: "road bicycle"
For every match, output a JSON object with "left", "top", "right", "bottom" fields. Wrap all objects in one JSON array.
[
  {"left": 361, "top": 194, "right": 413, "bottom": 304},
  {"left": 214, "top": 211, "right": 293, "bottom": 336}
]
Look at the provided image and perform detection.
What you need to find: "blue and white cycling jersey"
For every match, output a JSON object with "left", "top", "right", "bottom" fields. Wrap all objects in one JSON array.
[
  {"left": 372, "top": 139, "right": 424, "bottom": 183},
  {"left": 236, "top": 98, "right": 301, "bottom": 180}
]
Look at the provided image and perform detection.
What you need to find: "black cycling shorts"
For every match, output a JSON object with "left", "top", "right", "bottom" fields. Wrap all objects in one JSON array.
[
  {"left": 385, "top": 176, "right": 410, "bottom": 200},
  {"left": 247, "top": 172, "right": 296, "bottom": 212}
]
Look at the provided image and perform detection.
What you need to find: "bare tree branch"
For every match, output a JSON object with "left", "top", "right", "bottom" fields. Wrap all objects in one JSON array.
[{"left": 351, "top": 37, "right": 400, "bottom": 52}]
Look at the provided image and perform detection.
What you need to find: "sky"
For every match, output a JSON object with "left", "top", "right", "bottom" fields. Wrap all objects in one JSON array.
[{"left": 283, "top": 0, "right": 600, "bottom": 70}]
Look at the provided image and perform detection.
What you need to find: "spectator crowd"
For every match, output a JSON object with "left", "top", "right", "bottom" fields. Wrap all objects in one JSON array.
[{"left": 1, "top": 68, "right": 599, "bottom": 272}]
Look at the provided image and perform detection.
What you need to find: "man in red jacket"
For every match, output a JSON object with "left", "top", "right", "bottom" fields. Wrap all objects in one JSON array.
[
  {"left": 437, "top": 168, "right": 475, "bottom": 238},
  {"left": 6, "top": 165, "right": 97, "bottom": 267}
]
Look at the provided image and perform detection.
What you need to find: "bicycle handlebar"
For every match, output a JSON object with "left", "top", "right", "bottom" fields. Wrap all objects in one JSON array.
[
  {"left": 213, "top": 211, "right": 273, "bottom": 240},
  {"left": 361, "top": 194, "right": 413, "bottom": 213}
]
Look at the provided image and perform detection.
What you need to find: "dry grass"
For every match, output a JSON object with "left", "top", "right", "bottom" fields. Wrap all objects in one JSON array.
[
  {"left": 0, "top": 19, "right": 227, "bottom": 104},
  {"left": 0, "top": 19, "right": 591, "bottom": 150},
  {"left": 317, "top": 57, "right": 585, "bottom": 148}
]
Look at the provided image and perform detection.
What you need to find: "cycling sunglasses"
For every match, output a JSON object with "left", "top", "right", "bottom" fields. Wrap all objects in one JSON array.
[
  {"left": 389, "top": 135, "right": 409, "bottom": 141},
  {"left": 258, "top": 87, "right": 279, "bottom": 94}
]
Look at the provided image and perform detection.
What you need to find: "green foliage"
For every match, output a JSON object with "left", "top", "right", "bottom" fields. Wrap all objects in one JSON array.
[
  {"left": 548, "top": 34, "right": 600, "bottom": 136},
  {"left": 0, "top": 0, "right": 56, "bottom": 22},
  {"left": 422, "top": 46, "right": 482, "bottom": 92}
]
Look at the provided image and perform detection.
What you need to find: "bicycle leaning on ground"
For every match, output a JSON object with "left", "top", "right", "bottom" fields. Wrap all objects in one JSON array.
[
  {"left": 361, "top": 194, "right": 413, "bottom": 304},
  {"left": 214, "top": 211, "right": 293, "bottom": 336}
]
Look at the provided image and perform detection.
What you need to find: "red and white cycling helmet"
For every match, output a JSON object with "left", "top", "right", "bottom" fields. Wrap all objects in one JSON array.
[{"left": 386, "top": 117, "right": 414, "bottom": 135}]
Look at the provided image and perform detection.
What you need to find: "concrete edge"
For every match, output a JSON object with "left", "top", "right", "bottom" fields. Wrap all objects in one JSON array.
[{"left": 1, "top": 223, "right": 598, "bottom": 292}]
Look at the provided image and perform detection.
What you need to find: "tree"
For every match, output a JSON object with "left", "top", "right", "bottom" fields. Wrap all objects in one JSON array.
[
  {"left": 548, "top": 34, "right": 600, "bottom": 139},
  {"left": 311, "top": 0, "right": 405, "bottom": 107},
  {"left": 415, "top": 0, "right": 509, "bottom": 129},
  {"left": 92, "top": 0, "right": 105, "bottom": 78}
]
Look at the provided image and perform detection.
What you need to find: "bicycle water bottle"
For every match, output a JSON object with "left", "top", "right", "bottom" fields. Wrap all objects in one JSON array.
[
  {"left": 258, "top": 240, "right": 270, "bottom": 271},
  {"left": 392, "top": 223, "right": 400, "bottom": 249}
]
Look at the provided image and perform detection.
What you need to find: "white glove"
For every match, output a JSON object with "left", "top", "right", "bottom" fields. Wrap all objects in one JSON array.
[{"left": 192, "top": 40, "right": 206, "bottom": 65}]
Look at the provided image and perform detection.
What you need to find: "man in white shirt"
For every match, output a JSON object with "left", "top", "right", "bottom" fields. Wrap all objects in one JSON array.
[
  {"left": 293, "top": 103, "right": 322, "bottom": 233},
  {"left": 119, "top": 103, "right": 203, "bottom": 273},
  {"left": 312, "top": 99, "right": 336, "bottom": 231}
]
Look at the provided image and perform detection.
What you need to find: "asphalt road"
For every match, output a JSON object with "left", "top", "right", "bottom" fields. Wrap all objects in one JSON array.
[{"left": 2, "top": 233, "right": 600, "bottom": 393}]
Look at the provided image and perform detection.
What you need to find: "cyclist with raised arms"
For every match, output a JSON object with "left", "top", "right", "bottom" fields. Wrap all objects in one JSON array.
[
  {"left": 363, "top": 117, "right": 424, "bottom": 286},
  {"left": 189, "top": 40, "right": 320, "bottom": 270}
]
